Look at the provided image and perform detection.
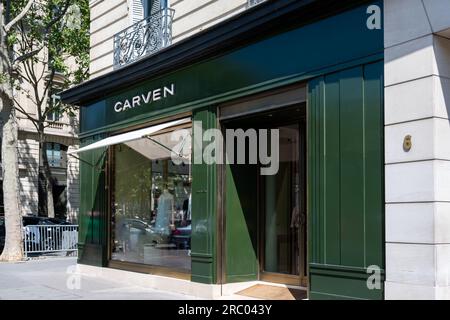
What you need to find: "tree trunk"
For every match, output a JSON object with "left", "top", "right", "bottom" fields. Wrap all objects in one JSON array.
[
  {"left": 0, "top": 3, "right": 23, "bottom": 261},
  {"left": 46, "top": 167, "right": 55, "bottom": 219},
  {"left": 39, "top": 135, "right": 55, "bottom": 218}
]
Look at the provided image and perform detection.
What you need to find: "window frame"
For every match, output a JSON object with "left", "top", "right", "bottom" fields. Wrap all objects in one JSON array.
[{"left": 106, "top": 116, "right": 192, "bottom": 279}]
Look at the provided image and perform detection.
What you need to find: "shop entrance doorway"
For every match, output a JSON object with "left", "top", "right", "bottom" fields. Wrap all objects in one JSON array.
[
  {"left": 221, "top": 95, "right": 307, "bottom": 287},
  {"left": 260, "top": 119, "right": 306, "bottom": 286}
]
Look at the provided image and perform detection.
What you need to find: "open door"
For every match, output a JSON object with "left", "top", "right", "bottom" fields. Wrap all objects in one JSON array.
[{"left": 222, "top": 103, "right": 307, "bottom": 287}]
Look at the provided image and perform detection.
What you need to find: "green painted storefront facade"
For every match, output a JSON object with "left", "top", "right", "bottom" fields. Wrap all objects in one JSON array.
[
  {"left": 308, "top": 62, "right": 384, "bottom": 299},
  {"left": 73, "top": 1, "right": 384, "bottom": 299}
]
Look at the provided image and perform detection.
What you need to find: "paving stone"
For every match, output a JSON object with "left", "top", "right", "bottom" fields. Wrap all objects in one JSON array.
[{"left": 0, "top": 257, "right": 196, "bottom": 300}]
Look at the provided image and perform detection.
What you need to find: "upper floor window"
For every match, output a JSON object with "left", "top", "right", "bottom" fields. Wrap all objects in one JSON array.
[
  {"left": 43, "top": 143, "right": 68, "bottom": 168},
  {"left": 46, "top": 93, "right": 62, "bottom": 123},
  {"left": 115, "top": 0, "right": 174, "bottom": 67},
  {"left": 131, "top": 0, "right": 169, "bottom": 24},
  {"left": 47, "top": 111, "right": 61, "bottom": 122}
]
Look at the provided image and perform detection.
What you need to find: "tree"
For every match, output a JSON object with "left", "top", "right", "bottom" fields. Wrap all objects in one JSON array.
[
  {"left": 0, "top": 0, "right": 89, "bottom": 261},
  {"left": 0, "top": 0, "right": 27, "bottom": 262}
]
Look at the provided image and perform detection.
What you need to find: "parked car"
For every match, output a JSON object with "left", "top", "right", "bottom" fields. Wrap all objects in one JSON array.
[
  {"left": 114, "top": 218, "right": 178, "bottom": 252},
  {"left": 170, "top": 224, "right": 191, "bottom": 249},
  {"left": 22, "top": 216, "right": 70, "bottom": 226}
]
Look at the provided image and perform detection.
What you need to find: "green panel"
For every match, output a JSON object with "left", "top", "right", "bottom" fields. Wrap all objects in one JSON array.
[
  {"left": 308, "top": 61, "right": 384, "bottom": 300},
  {"left": 81, "top": 1, "right": 383, "bottom": 134},
  {"left": 308, "top": 78, "right": 319, "bottom": 266},
  {"left": 363, "top": 63, "right": 384, "bottom": 266},
  {"left": 191, "top": 107, "right": 217, "bottom": 284},
  {"left": 80, "top": 101, "right": 106, "bottom": 134},
  {"left": 323, "top": 73, "right": 341, "bottom": 265},
  {"left": 340, "top": 67, "right": 365, "bottom": 267},
  {"left": 310, "top": 274, "right": 382, "bottom": 300},
  {"left": 225, "top": 162, "right": 258, "bottom": 283},
  {"left": 77, "top": 135, "right": 108, "bottom": 267}
]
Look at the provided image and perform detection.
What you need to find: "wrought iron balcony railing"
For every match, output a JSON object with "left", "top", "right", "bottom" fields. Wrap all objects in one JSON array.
[
  {"left": 248, "top": 0, "right": 267, "bottom": 7},
  {"left": 113, "top": 8, "right": 175, "bottom": 68}
]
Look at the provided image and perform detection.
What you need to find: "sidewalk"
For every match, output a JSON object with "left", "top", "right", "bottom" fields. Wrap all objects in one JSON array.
[{"left": 0, "top": 257, "right": 197, "bottom": 300}]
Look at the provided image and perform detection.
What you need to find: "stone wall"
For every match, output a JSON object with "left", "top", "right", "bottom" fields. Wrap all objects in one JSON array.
[
  {"left": 89, "top": 0, "right": 250, "bottom": 78},
  {"left": 384, "top": 0, "right": 450, "bottom": 300},
  {"left": 17, "top": 137, "right": 39, "bottom": 216},
  {"left": 16, "top": 132, "right": 79, "bottom": 221}
]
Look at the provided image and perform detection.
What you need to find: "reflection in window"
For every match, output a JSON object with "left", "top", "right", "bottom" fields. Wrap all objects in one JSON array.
[
  {"left": 111, "top": 125, "right": 192, "bottom": 272},
  {"left": 45, "top": 143, "right": 67, "bottom": 168}
]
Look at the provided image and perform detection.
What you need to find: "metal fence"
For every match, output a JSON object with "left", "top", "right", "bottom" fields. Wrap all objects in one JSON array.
[
  {"left": 23, "top": 225, "right": 78, "bottom": 257},
  {"left": 113, "top": 8, "right": 175, "bottom": 68}
]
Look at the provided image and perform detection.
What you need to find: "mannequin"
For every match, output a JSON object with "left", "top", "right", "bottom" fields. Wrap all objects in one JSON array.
[
  {"left": 187, "top": 193, "right": 192, "bottom": 221},
  {"left": 155, "top": 187, "right": 174, "bottom": 235}
]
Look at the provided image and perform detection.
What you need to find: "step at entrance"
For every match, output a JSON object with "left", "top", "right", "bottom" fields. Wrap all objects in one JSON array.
[{"left": 236, "top": 284, "right": 307, "bottom": 300}]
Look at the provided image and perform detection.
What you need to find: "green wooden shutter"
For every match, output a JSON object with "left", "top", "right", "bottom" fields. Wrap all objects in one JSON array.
[{"left": 308, "top": 61, "right": 384, "bottom": 300}]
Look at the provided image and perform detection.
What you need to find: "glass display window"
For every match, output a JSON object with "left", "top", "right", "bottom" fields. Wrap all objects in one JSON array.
[{"left": 110, "top": 123, "right": 192, "bottom": 272}]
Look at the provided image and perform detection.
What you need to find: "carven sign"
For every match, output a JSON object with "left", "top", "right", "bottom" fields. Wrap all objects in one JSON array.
[
  {"left": 81, "top": 1, "right": 383, "bottom": 133},
  {"left": 113, "top": 84, "right": 175, "bottom": 113}
]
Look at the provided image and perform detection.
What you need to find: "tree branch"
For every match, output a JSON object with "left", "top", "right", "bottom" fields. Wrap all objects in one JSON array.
[
  {"left": 0, "top": 84, "right": 14, "bottom": 101},
  {"left": 44, "top": 67, "right": 56, "bottom": 95},
  {"left": 12, "top": 97, "right": 39, "bottom": 131},
  {"left": 21, "top": 59, "right": 35, "bottom": 88},
  {"left": 15, "top": 64, "right": 33, "bottom": 85},
  {"left": 41, "top": 68, "right": 56, "bottom": 119},
  {"left": 44, "top": 0, "right": 72, "bottom": 33},
  {"left": 13, "top": 46, "right": 44, "bottom": 65},
  {"left": 4, "top": 0, "right": 35, "bottom": 33}
]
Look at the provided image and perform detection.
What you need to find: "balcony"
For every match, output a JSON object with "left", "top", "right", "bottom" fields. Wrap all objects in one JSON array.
[
  {"left": 248, "top": 0, "right": 267, "bottom": 7},
  {"left": 113, "top": 8, "right": 175, "bottom": 68}
]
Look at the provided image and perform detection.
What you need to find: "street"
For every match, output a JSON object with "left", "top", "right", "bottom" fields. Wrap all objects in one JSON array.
[{"left": 0, "top": 258, "right": 197, "bottom": 300}]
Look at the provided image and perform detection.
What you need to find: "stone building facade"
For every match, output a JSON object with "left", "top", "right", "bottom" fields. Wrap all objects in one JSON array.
[
  {"left": 384, "top": 0, "right": 450, "bottom": 300},
  {"left": 89, "top": 0, "right": 253, "bottom": 78},
  {"left": 14, "top": 76, "right": 80, "bottom": 222}
]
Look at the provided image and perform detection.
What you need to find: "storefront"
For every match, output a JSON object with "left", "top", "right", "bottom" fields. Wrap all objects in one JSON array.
[{"left": 61, "top": 0, "right": 384, "bottom": 299}]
